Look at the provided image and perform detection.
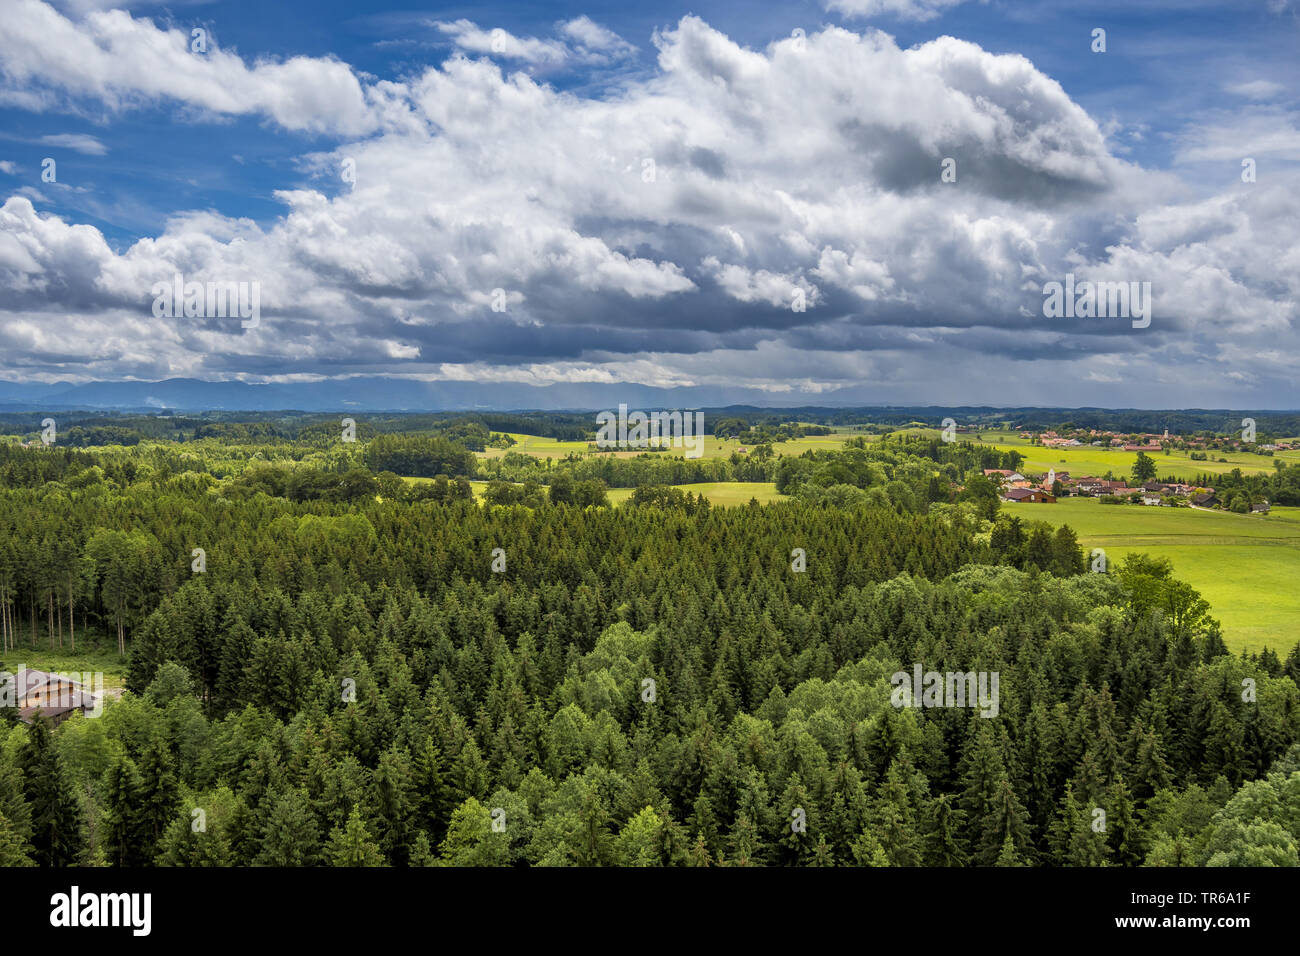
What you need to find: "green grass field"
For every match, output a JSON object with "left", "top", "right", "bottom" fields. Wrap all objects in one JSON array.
[
  {"left": 480, "top": 433, "right": 590, "bottom": 458},
  {"left": 412, "top": 478, "right": 785, "bottom": 507},
  {"left": 606, "top": 482, "right": 784, "bottom": 507},
  {"left": 480, "top": 429, "right": 857, "bottom": 461},
  {"left": 974, "top": 429, "right": 1297, "bottom": 480},
  {"left": 1024, "top": 498, "right": 1300, "bottom": 653}
]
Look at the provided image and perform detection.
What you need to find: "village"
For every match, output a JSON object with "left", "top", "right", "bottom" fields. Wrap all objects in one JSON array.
[
  {"left": 979, "top": 467, "right": 1272, "bottom": 512},
  {"left": 1020, "top": 427, "right": 1295, "bottom": 455}
]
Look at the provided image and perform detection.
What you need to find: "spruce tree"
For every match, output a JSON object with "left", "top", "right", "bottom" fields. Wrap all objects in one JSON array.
[
  {"left": 104, "top": 755, "right": 147, "bottom": 867},
  {"left": 326, "top": 806, "right": 384, "bottom": 866},
  {"left": 256, "top": 788, "right": 321, "bottom": 866},
  {"left": 0, "top": 809, "right": 34, "bottom": 866},
  {"left": 922, "top": 794, "right": 968, "bottom": 866},
  {"left": 21, "top": 715, "right": 80, "bottom": 866}
]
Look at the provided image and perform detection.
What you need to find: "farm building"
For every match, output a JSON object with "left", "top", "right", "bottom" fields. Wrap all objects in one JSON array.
[{"left": 1002, "top": 488, "right": 1056, "bottom": 503}]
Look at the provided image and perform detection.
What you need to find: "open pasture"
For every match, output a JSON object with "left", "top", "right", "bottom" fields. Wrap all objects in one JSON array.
[{"left": 1024, "top": 497, "right": 1300, "bottom": 653}]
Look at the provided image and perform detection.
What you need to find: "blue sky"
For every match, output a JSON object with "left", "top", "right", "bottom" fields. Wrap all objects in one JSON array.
[{"left": 0, "top": 0, "right": 1297, "bottom": 406}]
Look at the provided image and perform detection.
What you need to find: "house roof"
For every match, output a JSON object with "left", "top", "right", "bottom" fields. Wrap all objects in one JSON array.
[
  {"left": 18, "top": 692, "right": 96, "bottom": 723},
  {"left": 12, "top": 669, "right": 84, "bottom": 697}
]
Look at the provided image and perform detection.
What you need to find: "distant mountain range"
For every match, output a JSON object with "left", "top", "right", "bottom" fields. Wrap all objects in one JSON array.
[
  {"left": 0, "top": 379, "right": 1295, "bottom": 423},
  {"left": 0, "top": 377, "right": 913, "bottom": 412}
]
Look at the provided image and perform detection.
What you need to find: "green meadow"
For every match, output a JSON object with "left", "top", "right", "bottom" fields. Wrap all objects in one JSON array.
[
  {"left": 410, "top": 477, "right": 787, "bottom": 507},
  {"left": 447, "top": 478, "right": 786, "bottom": 507},
  {"left": 974, "top": 429, "right": 1298, "bottom": 480},
  {"left": 1024, "top": 497, "right": 1300, "bottom": 653},
  {"left": 415, "top": 478, "right": 786, "bottom": 507},
  {"left": 480, "top": 432, "right": 588, "bottom": 458},
  {"left": 480, "top": 428, "right": 858, "bottom": 461},
  {"left": 605, "top": 482, "right": 784, "bottom": 507}
]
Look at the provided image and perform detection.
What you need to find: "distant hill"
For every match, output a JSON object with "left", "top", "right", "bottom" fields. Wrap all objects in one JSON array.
[
  {"left": 0, "top": 377, "right": 802, "bottom": 412},
  {"left": 0, "top": 378, "right": 1296, "bottom": 433}
]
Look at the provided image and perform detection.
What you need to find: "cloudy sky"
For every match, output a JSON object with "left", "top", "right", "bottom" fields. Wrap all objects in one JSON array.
[{"left": 0, "top": 0, "right": 1297, "bottom": 407}]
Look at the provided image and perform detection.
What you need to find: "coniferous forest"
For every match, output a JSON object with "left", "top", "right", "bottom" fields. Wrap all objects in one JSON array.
[{"left": 1, "top": 420, "right": 1297, "bottom": 868}]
